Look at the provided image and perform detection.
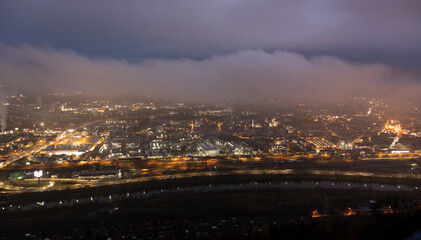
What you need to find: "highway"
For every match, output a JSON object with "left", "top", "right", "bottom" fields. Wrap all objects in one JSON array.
[
  {"left": 0, "top": 119, "right": 112, "bottom": 169},
  {"left": 1, "top": 173, "right": 419, "bottom": 213},
  {"left": 3, "top": 168, "right": 421, "bottom": 194}
]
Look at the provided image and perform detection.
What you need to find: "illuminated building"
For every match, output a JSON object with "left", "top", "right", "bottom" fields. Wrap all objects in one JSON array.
[
  {"left": 306, "top": 137, "right": 336, "bottom": 152},
  {"left": 197, "top": 142, "right": 219, "bottom": 156},
  {"left": 40, "top": 144, "right": 95, "bottom": 156},
  {"left": 382, "top": 120, "right": 403, "bottom": 135}
]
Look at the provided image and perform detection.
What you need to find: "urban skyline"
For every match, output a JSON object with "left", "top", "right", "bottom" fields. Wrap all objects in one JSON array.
[{"left": 1, "top": 1, "right": 421, "bottom": 239}]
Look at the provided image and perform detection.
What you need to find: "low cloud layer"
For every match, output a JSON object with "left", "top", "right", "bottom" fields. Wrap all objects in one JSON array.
[{"left": 0, "top": 43, "right": 420, "bottom": 103}]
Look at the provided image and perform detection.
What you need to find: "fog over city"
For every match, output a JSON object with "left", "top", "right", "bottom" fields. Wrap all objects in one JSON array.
[
  {"left": 1, "top": 43, "right": 420, "bottom": 103},
  {"left": 2, "top": 1, "right": 421, "bottom": 239},
  {"left": 1, "top": 0, "right": 421, "bottom": 103}
]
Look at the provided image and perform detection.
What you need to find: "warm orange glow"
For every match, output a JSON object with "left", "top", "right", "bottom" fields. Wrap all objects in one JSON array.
[
  {"left": 312, "top": 210, "right": 324, "bottom": 218},
  {"left": 217, "top": 122, "right": 223, "bottom": 132},
  {"left": 344, "top": 207, "right": 356, "bottom": 216},
  {"left": 234, "top": 132, "right": 253, "bottom": 139},
  {"left": 190, "top": 121, "right": 194, "bottom": 133},
  {"left": 383, "top": 206, "right": 394, "bottom": 214},
  {"left": 382, "top": 120, "right": 404, "bottom": 136}
]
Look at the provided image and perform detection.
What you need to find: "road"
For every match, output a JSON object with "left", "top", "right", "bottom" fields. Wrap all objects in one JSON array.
[
  {"left": 0, "top": 119, "right": 112, "bottom": 169},
  {"left": 3, "top": 167, "right": 421, "bottom": 194}
]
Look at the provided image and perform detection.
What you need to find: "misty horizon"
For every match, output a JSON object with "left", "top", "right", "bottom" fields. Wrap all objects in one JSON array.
[
  {"left": 1, "top": 0, "right": 421, "bottom": 104},
  {"left": 2, "top": 2, "right": 421, "bottom": 239},
  {"left": 1, "top": 43, "right": 421, "bottom": 104}
]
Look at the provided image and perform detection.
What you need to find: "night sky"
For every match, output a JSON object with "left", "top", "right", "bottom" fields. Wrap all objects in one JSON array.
[{"left": 1, "top": 0, "right": 420, "bottom": 102}]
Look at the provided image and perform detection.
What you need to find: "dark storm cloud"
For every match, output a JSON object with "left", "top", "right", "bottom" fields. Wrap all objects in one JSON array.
[
  {"left": 0, "top": 1, "right": 420, "bottom": 103},
  {"left": 0, "top": 44, "right": 420, "bottom": 103},
  {"left": 1, "top": 0, "right": 420, "bottom": 65}
]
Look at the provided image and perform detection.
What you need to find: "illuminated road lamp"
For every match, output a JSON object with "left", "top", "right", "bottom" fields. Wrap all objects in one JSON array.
[{"left": 34, "top": 170, "right": 43, "bottom": 184}]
